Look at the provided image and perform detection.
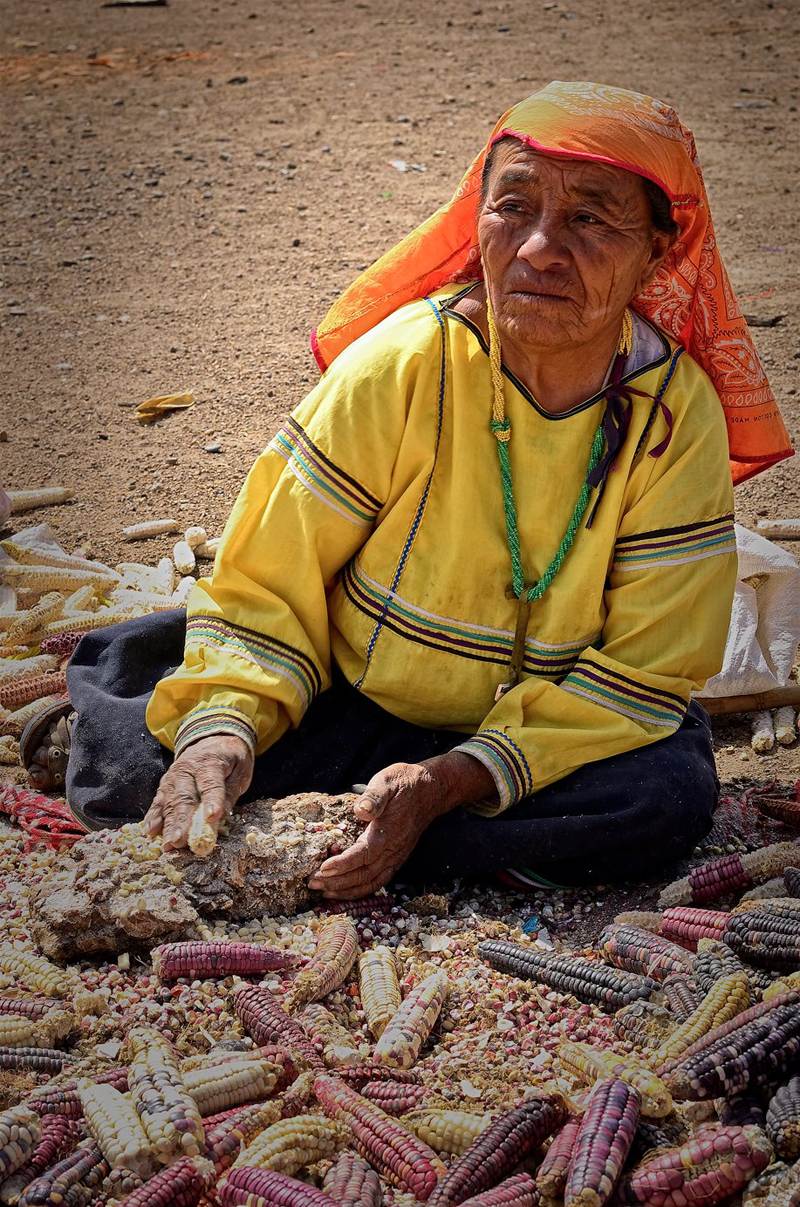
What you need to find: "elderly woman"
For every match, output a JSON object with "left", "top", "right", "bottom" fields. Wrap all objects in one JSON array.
[{"left": 32, "top": 82, "right": 791, "bottom": 896}]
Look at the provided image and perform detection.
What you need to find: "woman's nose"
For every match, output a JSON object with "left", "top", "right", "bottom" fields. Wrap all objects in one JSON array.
[{"left": 516, "top": 219, "right": 570, "bottom": 269}]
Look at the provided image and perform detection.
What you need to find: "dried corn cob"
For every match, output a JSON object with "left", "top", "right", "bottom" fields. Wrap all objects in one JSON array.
[
  {"left": 314, "top": 1072, "right": 446, "bottom": 1201},
  {"left": 173, "top": 540, "right": 197, "bottom": 575},
  {"left": 77, "top": 1081, "right": 157, "bottom": 1180},
  {"left": 479, "top": 941, "right": 656, "bottom": 1011},
  {"left": 153, "top": 941, "right": 299, "bottom": 982},
  {"left": 785, "top": 867, "right": 800, "bottom": 897},
  {"left": 0, "top": 948, "right": 69, "bottom": 998},
  {"left": 195, "top": 538, "right": 220, "bottom": 560},
  {"left": 122, "top": 519, "right": 180, "bottom": 540},
  {"left": 322, "top": 1152, "right": 382, "bottom": 1207},
  {"left": 362, "top": 1079, "right": 427, "bottom": 1116},
  {"left": 657, "top": 990, "right": 799, "bottom": 1077},
  {"left": 283, "top": 915, "right": 359, "bottom": 1013},
  {"left": 38, "top": 632, "right": 83, "bottom": 659},
  {"left": 764, "top": 969, "right": 800, "bottom": 1000},
  {"left": 203, "top": 1101, "right": 287, "bottom": 1175},
  {"left": 558, "top": 1040, "right": 673, "bottom": 1118},
  {"left": 0, "top": 1108, "right": 41, "bottom": 1182},
  {"left": 403, "top": 1108, "right": 493, "bottom": 1156},
  {"left": 5, "top": 488, "right": 75, "bottom": 514},
  {"left": 325, "top": 892, "right": 395, "bottom": 918},
  {"left": 123, "top": 1025, "right": 205, "bottom": 1162},
  {"left": 234, "top": 986, "right": 324, "bottom": 1070},
  {"left": 0, "top": 1010, "right": 74, "bottom": 1049},
  {"left": 220, "top": 1168, "right": 336, "bottom": 1206},
  {"left": 427, "top": 1095, "right": 566, "bottom": 1207},
  {"left": 0, "top": 564, "right": 117, "bottom": 593},
  {"left": 663, "top": 997, "right": 800, "bottom": 1099},
  {"left": 627, "top": 1116, "right": 688, "bottom": 1166},
  {"left": 725, "top": 899, "right": 800, "bottom": 968},
  {"left": 5, "top": 596, "right": 64, "bottom": 646},
  {"left": 1, "top": 695, "right": 65, "bottom": 738},
  {"left": 0, "top": 737, "right": 17, "bottom": 765},
  {"left": 615, "top": 1124, "right": 772, "bottom": 1205},
  {"left": 60, "top": 584, "right": 98, "bottom": 616},
  {"left": 742, "top": 1160, "right": 800, "bottom": 1206},
  {"left": 298, "top": 1002, "right": 365, "bottom": 1067},
  {"left": 278, "top": 1069, "right": 315, "bottom": 1118},
  {"left": 42, "top": 610, "right": 140, "bottom": 639},
  {"left": 182, "top": 1045, "right": 297, "bottom": 1089},
  {"left": 374, "top": 970, "right": 449, "bottom": 1070},
  {"left": 693, "top": 937, "right": 749, "bottom": 996},
  {"left": 0, "top": 1116, "right": 81, "bottom": 1206},
  {"left": 227, "top": 1114, "right": 345, "bottom": 1176},
  {"left": 184, "top": 1057, "right": 283, "bottom": 1118},
  {"left": 716, "top": 1091, "right": 767, "bottom": 1129},
  {"left": 336, "top": 1062, "right": 421, "bottom": 1089},
  {"left": 767, "top": 1076, "right": 800, "bottom": 1158},
  {"left": 26, "top": 1066, "right": 129, "bottom": 1118},
  {"left": 17, "top": 1138, "right": 110, "bottom": 1207},
  {"left": 537, "top": 1115, "right": 581, "bottom": 1203},
  {"left": 660, "top": 906, "right": 730, "bottom": 951},
  {"left": 564, "top": 1078, "right": 641, "bottom": 1207},
  {"left": 0, "top": 1047, "right": 74, "bottom": 1074},
  {"left": 0, "top": 656, "right": 59, "bottom": 687},
  {"left": 458, "top": 1175, "right": 540, "bottom": 1207},
  {"left": 661, "top": 973, "right": 701, "bottom": 1021},
  {"left": 105, "top": 1155, "right": 213, "bottom": 1207},
  {"left": 0, "top": 995, "right": 62, "bottom": 1021},
  {"left": 358, "top": 945, "right": 401, "bottom": 1040},
  {"left": 652, "top": 971, "right": 751, "bottom": 1066},
  {"left": 598, "top": 924, "right": 693, "bottom": 982},
  {"left": 658, "top": 842, "right": 800, "bottom": 908}
]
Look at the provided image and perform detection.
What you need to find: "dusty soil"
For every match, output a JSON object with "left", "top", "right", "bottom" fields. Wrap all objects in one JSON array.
[{"left": 1, "top": 0, "right": 798, "bottom": 784}]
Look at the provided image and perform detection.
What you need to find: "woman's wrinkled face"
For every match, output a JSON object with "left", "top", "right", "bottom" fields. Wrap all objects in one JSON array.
[{"left": 478, "top": 141, "right": 672, "bottom": 353}]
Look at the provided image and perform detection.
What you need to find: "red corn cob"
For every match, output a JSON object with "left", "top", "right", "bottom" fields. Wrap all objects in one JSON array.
[
  {"left": 661, "top": 973, "right": 700, "bottom": 1021},
  {"left": 336, "top": 1062, "right": 422, "bottom": 1089},
  {"left": 40, "top": 632, "right": 84, "bottom": 659},
  {"left": 26, "top": 1066, "right": 129, "bottom": 1118},
  {"left": 427, "top": 1095, "right": 567, "bottom": 1207},
  {"left": 17, "top": 1139, "right": 110, "bottom": 1207},
  {"left": 615, "top": 1124, "right": 773, "bottom": 1205},
  {"left": 0, "top": 672, "right": 68, "bottom": 710},
  {"left": 658, "top": 842, "right": 800, "bottom": 908},
  {"left": 597, "top": 924, "right": 693, "bottom": 983},
  {"left": 283, "top": 915, "right": 359, "bottom": 1013},
  {"left": 234, "top": 986, "right": 324, "bottom": 1071},
  {"left": 0, "top": 1047, "right": 75, "bottom": 1074},
  {"left": 220, "top": 1168, "right": 336, "bottom": 1206},
  {"left": 107, "top": 1155, "right": 214, "bottom": 1207},
  {"left": 0, "top": 996, "right": 63, "bottom": 1021},
  {"left": 361, "top": 1078, "right": 427, "bottom": 1115},
  {"left": 325, "top": 893, "right": 396, "bottom": 917},
  {"left": 153, "top": 941, "right": 300, "bottom": 982},
  {"left": 660, "top": 907, "right": 729, "bottom": 951},
  {"left": 564, "top": 1079, "right": 641, "bottom": 1207},
  {"left": 314, "top": 1072, "right": 446, "bottom": 1201},
  {"left": 537, "top": 1115, "right": 581, "bottom": 1203},
  {"left": 0, "top": 1116, "right": 82, "bottom": 1203},
  {"left": 322, "top": 1152, "right": 382, "bottom": 1207},
  {"left": 459, "top": 1174, "right": 540, "bottom": 1207}
]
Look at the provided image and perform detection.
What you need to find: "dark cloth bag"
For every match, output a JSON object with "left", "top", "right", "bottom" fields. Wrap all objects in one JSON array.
[{"left": 66, "top": 610, "right": 718, "bottom": 886}]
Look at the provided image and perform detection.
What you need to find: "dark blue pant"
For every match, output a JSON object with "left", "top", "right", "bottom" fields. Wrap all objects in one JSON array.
[{"left": 66, "top": 611, "right": 718, "bottom": 886}]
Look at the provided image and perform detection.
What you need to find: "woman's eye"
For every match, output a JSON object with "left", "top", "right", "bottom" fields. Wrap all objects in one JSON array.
[{"left": 575, "top": 212, "right": 602, "bottom": 225}]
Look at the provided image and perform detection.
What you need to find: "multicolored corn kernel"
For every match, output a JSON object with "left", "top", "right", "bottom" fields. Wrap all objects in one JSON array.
[
  {"left": 234, "top": 985, "right": 324, "bottom": 1071},
  {"left": 0, "top": 671, "right": 68, "bottom": 711},
  {"left": 361, "top": 1078, "right": 427, "bottom": 1116},
  {"left": 0, "top": 947, "right": 71, "bottom": 997},
  {"left": 335, "top": 1062, "right": 422, "bottom": 1090},
  {"left": 220, "top": 1167, "right": 337, "bottom": 1206},
  {"left": 537, "top": 1115, "right": 581, "bottom": 1203},
  {"left": 724, "top": 899, "right": 800, "bottom": 969},
  {"left": 77, "top": 1080, "right": 157, "bottom": 1180},
  {"left": 105, "top": 1154, "right": 214, "bottom": 1207},
  {"left": 25, "top": 1065, "right": 129, "bottom": 1118},
  {"left": 0, "top": 1107, "right": 41, "bottom": 1182},
  {"left": 479, "top": 940, "right": 656, "bottom": 1011},
  {"left": 458, "top": 1173, "right": 540, "bottom": 1207},
  {"left": 693, "top": 938, "right": 749, "bottom": 997},
  {"left": 658, "top": 842, "right": 800, "bottom": 909},
  {"left": 358, "top": 945, "right": 402, "bottom": 1040},
  {"left": 203, "top": 1101, "right": 285, "bottom": 1175},
  {"left": 0, "top": 1116, "right": 82, "bottom": 1206},
  {"left": 597, "top": 924, "right": 693, "bottom": 983},
  {"left": 611, "top": 1001, "right": 674, "bottom": 1052},
  {"left": 297, "top": 1002, "right": 366, "bottom": 1067},
  {"left": 0, "top": 1046, "right": 75, "bottom": 1074},
  {"left": 663, "top": 997, "right": 800, "bottom": 1099},
  {"left": 373, "top": 970, "right": 449, "bottom": 1070},
  {"left": 184, "top": 1056, "right": 283, "bottom": 1118},
  {"left": 123, "top": 1025, "right": 205, "bottom": 1163},
  {"left": 0, "top": 1010, "right": 73, "bottom": 1050},
  {"left": 314, "top": 1072, "right": 446, "bottom": 1201},
  {"left": 767, "top": 1075, "right": 800, "bottom": 1159},
  {"left": 557, "top": 1040, "right": 673, "bottom": 1118},
  {"left": 17, "top": 1138, "right": 110, "bottom": 1207},
  {"left": 227, "top": 1114, "right": 346, "bottom": 1177},
  {"left": 615, "top": 1124, "right": 773, "bottom": 1205},
  {"left": 661, "top": 973, "right": 701, "bottom": 1021},
  {"left": 322, "top": 1152, "right": 382, "bottom": 1207},
  {"left": 283, "top": 915, "right": 359, "bottom": 1013},
  {"left": 403, "top": 1108, "right": 494, "bottom": 1157},
  {"left": 152, "top": 940, "right": 299, "bottom": 981},
  {"left": 427, "top": 1094, "right": 567, "bottom": 1207},
  {"left": 651, "top": 971, "right": 751, "bottom": 1066},
  {"left": 564, "top": 1078, "right": 641, "bottom": 1207},
  {"left": 716, "top": 1091, "right": 767, "bottom": 1130}
]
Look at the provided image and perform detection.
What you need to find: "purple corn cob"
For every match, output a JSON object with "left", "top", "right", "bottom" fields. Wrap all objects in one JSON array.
[{"left": 564, "top": 1079, "right": 641, "bottom": 1207}]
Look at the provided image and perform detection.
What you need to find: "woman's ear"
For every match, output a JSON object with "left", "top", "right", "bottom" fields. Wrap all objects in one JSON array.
[{"left": 638, "top": 229, "right": 679, "bottom": 292}]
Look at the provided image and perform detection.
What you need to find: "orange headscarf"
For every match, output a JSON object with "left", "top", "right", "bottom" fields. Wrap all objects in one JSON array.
[{"left": 313, "top": 81, "right": 791, "bottom": 485}]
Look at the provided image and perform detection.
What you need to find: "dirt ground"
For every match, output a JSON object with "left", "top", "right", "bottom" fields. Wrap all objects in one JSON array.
[{"left": 1, "top": 0, "right": 798, "bottom": 784}]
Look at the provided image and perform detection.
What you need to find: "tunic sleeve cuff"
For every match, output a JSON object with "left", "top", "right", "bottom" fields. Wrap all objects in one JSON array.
[
  {"left": 453, "top": 729, "right": 534, "bottom": 812},
  {"left": 174, "top": 704, "right": 258, "bottom": 759}
]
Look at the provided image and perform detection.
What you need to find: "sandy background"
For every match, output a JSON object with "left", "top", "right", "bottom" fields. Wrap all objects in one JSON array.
[{"left": 1, "top": 0, "right": 798, "bottom": 783}]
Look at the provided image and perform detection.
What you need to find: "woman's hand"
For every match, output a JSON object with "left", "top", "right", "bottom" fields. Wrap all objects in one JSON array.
[
  {"left": 309, "top": 752, "right": 496, "bottom": 899},
  {"left": 144, "top": 734, "right": 254, "bottom": 852}
]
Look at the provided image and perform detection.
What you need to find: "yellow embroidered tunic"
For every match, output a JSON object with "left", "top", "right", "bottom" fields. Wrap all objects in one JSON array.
[{"left": 147, "top": 285, "right": 737, "bottom": 812}]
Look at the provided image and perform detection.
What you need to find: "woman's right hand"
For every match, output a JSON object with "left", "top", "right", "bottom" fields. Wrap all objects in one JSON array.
[{"left": 144, "top": 734, "right": 254, "bottom": 851}]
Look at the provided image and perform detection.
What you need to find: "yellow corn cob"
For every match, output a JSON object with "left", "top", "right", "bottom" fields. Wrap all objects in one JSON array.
[
  {"left": 121, "top": 519, "right": 180, "bottom": 540},
  {"left": 284, "top": 916, "right": 359, "bottom": 1012},
  {"left": 651, "top": 972, "right": 750, "bottom": 1067},
  {"left": 0, "top": 563, "right": 118, "bottom": 592},
  {"left": 123, "top": 1026, "right": 205, "bottom": 1163},
  {"left": 5, "top": 488, "right": 75, "bottom": 513},
  {"left": 0, "top": 1010, "right": 74, "bottom": 1048},
  {"left": 184, "top": 526, "right": 208, "bottom": 551},
  {"left": 184, "top": 1057, "right": 283, "bottom": 1117},
  {"left": 0, "top": 655, "right": 59, "bottom": 686},
  {"left": 78, "top": 1081, "right": 158, "bottom": 1180},
  {"left": 61, "top": 584, "right": 99, "bottom": 616},
  {"left": 403, "top": 1109, "right": 494, "bottom": 1156},
  {"left": 359, "top": 946, "right": 402, "bottom": 1040},
  {"left": 558, "top": 1040, "right": 673, "bottom": 1118},
  {"left": 764, "top": 970, "right": 800, "bottom": 1001},
  {"left": 6, "top": 593, "right": 64, "bottom": 643},
  {"left": 188, "top": 805, "right": 217, "bottom": 857},
  {"left": 374, "top": 971, "right": 449, "bottom": 1070},
  {"left": 298, "top": 1002, "right": 366, "bottom": 1067},
  {"left": 228, "top": 1114, "right": 346, "bottom": 1176},
  {"left": 1, "top": 694, "right": 65, "bottom": 737},
  {"left": 0, "top": 946, "right": 71, "bottom": 997}
]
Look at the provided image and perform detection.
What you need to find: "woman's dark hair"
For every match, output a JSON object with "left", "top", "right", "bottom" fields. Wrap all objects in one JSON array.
[{"left": 481, "top": 138, "right": 679, "bottom": 235}]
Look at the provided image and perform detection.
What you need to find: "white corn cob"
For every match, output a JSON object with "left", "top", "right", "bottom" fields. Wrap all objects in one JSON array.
[
  {"left": 183, "top": 1057, "right": 282, "bottom": 1117},
  {"left": 2, "top": 694, "right": 65, "bottom": 736},
  {"left": 183, "top": 526, "right": 208, "bottom": 551},
  {"left": 172, "top": 577, "right": 196, "bottom": 606},
  {"left": 172, "top": 541, "right": 196, "bottom": 575},
  {"left": 43, "top": 609, "right": 141, "bottom": 638},
  {"left": 755, "top": 519, "right": 800, "bottom": 539},
  {"left": 195, "top": 538, "right": 220, "bottom": 560},
  {"left": 122, "top": 518, "right": 180, "bottom": 541},
  {"left": 228, "top": 1115, "right": 346, "bottom": 1175},
  {"left": 0, "top": 542, "right": 114, "bottom": 575},
  {"left": 751, "top": 709, "right": 775, "bottom": 752},
  {"left": 61, "top": 584, "right": 99, "bottom": 616},
  {"left": 774, "top": 706, "right": 797, "bottom": 746},
  {"left": 5, "top": 488, "right": 74, "bottom": 513},
  {"left": 6, "top": 593, "right": 64, "bottom": 643},
  {"left": 154, "top": 557, "right": 176, "bottom": 595},
  {"left": 0, "top": 655, "right": 59, "bottom": 686},
  {"left": 188, "top": 806, "right": 216, "bottom": 858},
  {"left": 0, "top": 946, "right": 72, "bottom": 996},
  {"left": 78, "top": 1082, "right": 158, "bottom": 1179},
  {"left": 109, "top": 589, "right": 185, "bottom": 612},
  {"left": 0, "top": 564, "right": 118, "bottom": 592},
  {"left": 0, "top": 1105, "right": 41, "bottom": 1179}
]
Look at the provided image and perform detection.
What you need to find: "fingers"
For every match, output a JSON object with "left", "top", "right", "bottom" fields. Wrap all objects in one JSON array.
[
  {"left": 311, "top": 830, "right": 377, "bottom": 883},
  {"left": 193, "top": 764, "right": 230, "bottom": 827},
  {"left": 352, "top": 772, "right": 394, "bottom": 822},
  {"left": 143, "top": 794, "right": 164, "bottom": 836}
]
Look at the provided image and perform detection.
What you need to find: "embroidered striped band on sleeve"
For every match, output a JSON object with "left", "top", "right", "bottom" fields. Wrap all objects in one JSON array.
[
  {"left": 175, "top": 704, "right": 257, "bottom": 758},
  {"left": 185, "top": 615, "right": 322, "bottom": 713},
  {"left": 612, "top": 514, "right": 735, "bottom": 571},
  {"left": 561, "top": 658, "right": 687, "bottom": 731},
  {"left": 455, "top": 728, "right": 534, "bottom": 811},
  {"left": 269, "top": 417, "right": 383, "bottom": 528}
]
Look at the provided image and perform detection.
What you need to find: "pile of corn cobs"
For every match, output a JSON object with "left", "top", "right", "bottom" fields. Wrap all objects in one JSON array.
[{"left": 0, "top": 822, "right": 799, "bottom": 1207}]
